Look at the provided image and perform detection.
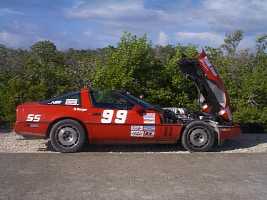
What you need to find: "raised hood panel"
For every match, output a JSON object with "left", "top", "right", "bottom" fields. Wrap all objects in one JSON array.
[{"left": 179, "top": 50, "right": 232, "bottom": 122}]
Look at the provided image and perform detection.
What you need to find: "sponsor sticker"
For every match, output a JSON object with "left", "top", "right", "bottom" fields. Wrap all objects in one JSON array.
[
  {"left": 65, "top": 99, "right": 78, "bottom": 105},
  {"left": 29, "top": 123, "right": 40, "bottom": 128},
  {"left": 143, "top": 113, "right": 155, "bottom": 124},
  {"left": 143, "top": 125, "right": 155, "bottom": 137},
  {"left": 130, "top": 125, "right": 144, "bottom": 137},
  {"left": 48, "top": 100, "right": 62, "bottom": 105},
  {"left": 130, "top": 125, "right": 155, "bottom": 137}
]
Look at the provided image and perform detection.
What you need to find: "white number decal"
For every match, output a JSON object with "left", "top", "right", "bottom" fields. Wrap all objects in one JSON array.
[
  {"left": 26, "top": 114, "right": 41, "bottom": 122},
  {"left": 115, "top": 110, "right": 127, "bottom": 124},
  {"left": 101, "top": 110, "right": 114, "bottom": 124},
  {"left": 101, "top": 110, "right": 128, "bottom": 124}
]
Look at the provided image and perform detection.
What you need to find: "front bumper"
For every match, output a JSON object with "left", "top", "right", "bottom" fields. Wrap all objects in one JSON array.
[{"left": 217, "top": 124, "right": 241, "bottom": 144}]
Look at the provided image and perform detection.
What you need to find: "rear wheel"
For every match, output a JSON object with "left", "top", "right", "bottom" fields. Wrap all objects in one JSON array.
[
  {"left": 50, "top": 119, "right": 86, "bottom": 153},
  {"left": 182, "top": 121, "right": 216, "bottom": 152}
]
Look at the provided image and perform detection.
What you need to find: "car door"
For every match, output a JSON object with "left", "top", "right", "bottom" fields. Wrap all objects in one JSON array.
[{"left": 87, "top": 89, "right": 145, "bottom": 143}]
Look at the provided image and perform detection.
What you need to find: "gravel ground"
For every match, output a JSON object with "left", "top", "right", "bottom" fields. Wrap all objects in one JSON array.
[{"left": 0, "top": 131, "right": 267, "bottom": 153}]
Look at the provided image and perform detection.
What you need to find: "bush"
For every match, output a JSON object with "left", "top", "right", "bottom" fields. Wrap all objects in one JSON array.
[{"left": 0, "top": 32, "right": 266, "bottom": 132}]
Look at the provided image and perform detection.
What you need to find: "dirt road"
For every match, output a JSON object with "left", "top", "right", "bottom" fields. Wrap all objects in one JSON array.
[
  {"left": 1, "top": 132, "right": 267, "bottom": 153},
  {"left": 0, "top": 153, "right": 267, "bottom": 200}
]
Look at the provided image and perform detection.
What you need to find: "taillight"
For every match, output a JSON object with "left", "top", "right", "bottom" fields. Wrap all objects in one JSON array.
[
  {"left": 218, "top": 106, "right": 232, "bottom": 121},
  {"left": 16, "top": 105, "right": 24, "bottom": 122},
  {"left": 201, "top": 104, "right": 210, "bottom": 113}
]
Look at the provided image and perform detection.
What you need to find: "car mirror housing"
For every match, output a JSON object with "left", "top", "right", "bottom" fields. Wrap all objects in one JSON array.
[{"left": 132, "top": 105, "right": 144, "bottom": 114}]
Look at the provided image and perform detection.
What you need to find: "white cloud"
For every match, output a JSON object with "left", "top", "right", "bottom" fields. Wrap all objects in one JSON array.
[
  {"left": 176, "top": 32, "right": 224, "bottom": 46},
  {"left": 157, "top": 31, "right": 168, "bottom": 46},
  {"left": 0, "top": 31, "right": 24, "bottom": 47},
  {"left": 83, "top": 31, "right": 92, "bottom": 37},
  {"left": 0, "top": 8, "right": 24, "bottom": 16},
  {"left": 201, "top": 0, "right": 267, "bottom": 32},
  {"left": 65, "top": 0, "right": 176, "bottom": 32},
  {"left": 66, "top": 0, "right": 169, "bottom": 22},
  {"left": 1, "top": 0, "right": 266, "bottom": 49},
  {"left": 63, "top": 0, "right": 267, "bottom": 49}
]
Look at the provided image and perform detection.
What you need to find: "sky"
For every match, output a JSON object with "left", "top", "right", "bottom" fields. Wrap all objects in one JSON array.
[{"left": 0, "top": 0, "right": 266, "bottom": 50}]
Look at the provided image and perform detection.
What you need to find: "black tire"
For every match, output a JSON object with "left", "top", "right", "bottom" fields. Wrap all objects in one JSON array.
[
  {"left": 182, "top": 121, "right": 216, "bottom": 152},
  {"left": 50, "top": 119, "right": 86, "bottom": 153}
]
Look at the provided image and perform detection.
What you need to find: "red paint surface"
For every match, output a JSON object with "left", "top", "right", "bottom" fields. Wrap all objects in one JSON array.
[
  {"left": 219, "top": 124, "right": 241, "bottom": 141},
  {"left": 15, "top": 88, "right": 183, "bottom": 144}
]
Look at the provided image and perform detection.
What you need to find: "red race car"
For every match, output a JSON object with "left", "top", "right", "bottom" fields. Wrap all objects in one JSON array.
[{"left": 15, "top": 51, "right": 240, "bottom": 152}]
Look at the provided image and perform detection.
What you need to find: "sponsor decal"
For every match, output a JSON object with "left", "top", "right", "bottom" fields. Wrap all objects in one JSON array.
[
  {"left": 130, "top": 125, "right": 144, "bottom": 137},
  {"left": 143, "top": 125, "right": 155, "bottom": 137},
  {"left": 48, "top": 100, "right": 62, "bottom": 105},
  {"left": 73, "top": 107, "right": 87, "bottom": 112},
  {"left": 130, "top": 125, "right": 155, "bottom": 137},
  {"left": 65, "top": 99, "right": 78, "bottom": 105},
  {"left": 29, "top": 123, "right": 40, "bottom": 128},
  {"left": 143, "top": 113, "right": 155, "bottom": 124},
  {"left": 131, "top": 125, "right": 143, "bottom": 131}
]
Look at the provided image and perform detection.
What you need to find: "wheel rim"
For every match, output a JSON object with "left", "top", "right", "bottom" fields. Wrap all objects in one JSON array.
[
  {"left": 56, "top": 126, "right": 79, "bottom": 148},
  {"left": 188, "top": 128, "right": 209, "bottom": 147}
]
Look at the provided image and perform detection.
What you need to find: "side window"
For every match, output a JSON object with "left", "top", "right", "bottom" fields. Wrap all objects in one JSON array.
[
  {"left": 42, "top": 92, "right": 81, "bottom": 106},
  {"left": 90, "top": 90, "right": 133, "bottom": 110}
]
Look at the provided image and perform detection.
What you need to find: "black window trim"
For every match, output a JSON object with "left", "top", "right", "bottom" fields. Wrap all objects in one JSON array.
[{"left": 40, "top": 91, "right": 82, "bottom": 107}]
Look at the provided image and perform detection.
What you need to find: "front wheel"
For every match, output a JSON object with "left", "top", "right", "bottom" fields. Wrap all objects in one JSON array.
[
  {"left": 50, "top": 119, "right": 86, "bottom": 153},
  {"left": 182, "top": 121, "right": 216, "bottom": 152}
]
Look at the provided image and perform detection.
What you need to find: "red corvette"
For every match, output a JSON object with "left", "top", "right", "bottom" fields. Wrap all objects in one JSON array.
[{"left": 15, "top": 51, "right": 240, "bottom": 152}]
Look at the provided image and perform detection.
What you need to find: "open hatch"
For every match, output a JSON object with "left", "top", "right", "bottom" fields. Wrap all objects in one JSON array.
[{"left": 179, "top": 50, "right": 232, "bottom": 122}]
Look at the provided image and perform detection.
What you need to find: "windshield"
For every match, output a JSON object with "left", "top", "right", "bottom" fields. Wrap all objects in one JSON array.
[
  {"left": 122, "top": 93, "right": 155, "bottom": 109},
  {"left": 90, "top": 89, "right": 134, "bottom": 110},
  {"left": 90, "top": 89, "right": 160, "bottom": 110}
]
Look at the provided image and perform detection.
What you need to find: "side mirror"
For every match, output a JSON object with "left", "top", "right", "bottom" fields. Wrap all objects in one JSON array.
[{"left": 132, "top": 105, "right": 144, "bottom": 114}]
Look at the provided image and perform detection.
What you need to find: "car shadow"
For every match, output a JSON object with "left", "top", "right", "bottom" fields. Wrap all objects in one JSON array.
[
  {"left": 44, "top": 140, "right": 186, "bottom": 152},
  {"left": 0, "top": 127, "right": 12, "bottom": 134},
  {"left": 43, "top": 134, "right": 267, "bottom": 153},
  {"left": 214, "top": 134, "right": 267, "bottom": 152}
]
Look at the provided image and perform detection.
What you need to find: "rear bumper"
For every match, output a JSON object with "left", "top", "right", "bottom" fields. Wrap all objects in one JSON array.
[
  {"left": 14, "top": 121, "right": 48, "bottom": 139},
  {"left": 217, "top": 124, "right": 241, "bottom": 144}
]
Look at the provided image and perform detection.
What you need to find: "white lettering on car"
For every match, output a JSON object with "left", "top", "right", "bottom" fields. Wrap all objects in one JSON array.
[
  {"left": 73, "top": 107, "right": 87, "bottom": 112},
  {"left": 26, "top": 114, "right": 41, "bottom": 122},
  {"left": 101, "top": 110, "right": 128, "bottom": 124}
]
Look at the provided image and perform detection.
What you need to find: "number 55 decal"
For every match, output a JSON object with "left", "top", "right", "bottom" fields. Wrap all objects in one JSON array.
[
  {"left": 101, "top": 110, "right": 127, "bottom": 124},
  {"left": 26, "top": 114, "right": 41, "bottom": 122}
]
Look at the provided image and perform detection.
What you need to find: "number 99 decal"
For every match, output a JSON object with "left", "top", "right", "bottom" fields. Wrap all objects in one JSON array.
[{"left": 101, "top": 110, "right": 128, "bottom": 124}]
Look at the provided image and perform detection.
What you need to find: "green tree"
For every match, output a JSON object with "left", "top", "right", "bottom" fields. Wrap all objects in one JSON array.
[
  {"left": 221, "top": 30, "right": 244, "bottom": 56},
  {"left": 93, "top": 32, "right": 158, "bottom": 96},
  {"left": 31, "top": 40, "right": 57, "bottom": 64},
  {"left": 256, "top": 34, "right": 267, "bottom": 54},
  {"left": 147, "top": 45, "right": 198, "bottom": 108}
]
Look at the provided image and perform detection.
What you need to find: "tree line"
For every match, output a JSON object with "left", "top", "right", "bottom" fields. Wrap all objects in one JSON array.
[{"left": 0, "top": 31, "right": 266, "bottom": 131}]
